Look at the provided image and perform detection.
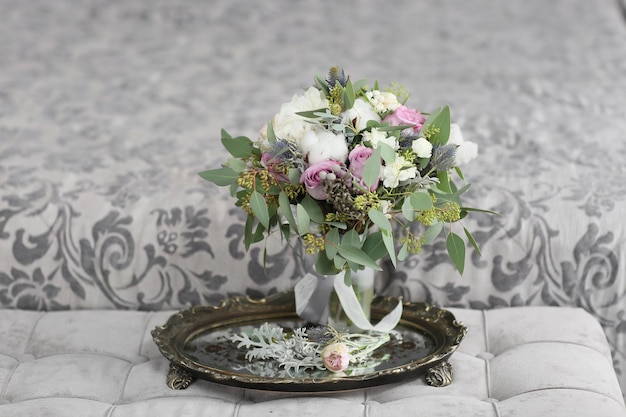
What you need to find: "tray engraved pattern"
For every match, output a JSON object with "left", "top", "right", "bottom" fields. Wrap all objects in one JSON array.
[{"left": 152, "top": 290, "right": 467, "bottom": 392}]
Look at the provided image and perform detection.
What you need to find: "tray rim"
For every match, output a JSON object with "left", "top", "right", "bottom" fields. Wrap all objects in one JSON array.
[{"left": 151, "top": 290, "right": 467, "bottom": 391}]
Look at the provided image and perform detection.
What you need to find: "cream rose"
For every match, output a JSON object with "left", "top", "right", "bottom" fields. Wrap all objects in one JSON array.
[{"left": 272, "top": 87, "right": 329, "bottom": 144}]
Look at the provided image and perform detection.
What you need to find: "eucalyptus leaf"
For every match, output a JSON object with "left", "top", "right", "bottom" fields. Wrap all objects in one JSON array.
[
  {"left": 455, "top": 166, "right": 465, "bottom": 180},
  {"left": 464, "top": 226, "right": 482, "bottom": 256},
  {"left": 229, "top": 182, "right": 238, "bottom": 197},
  {"left": 325, "top": 227, "right": 340, "bottom": 260},
  {"left": 343, "top": 79, "right": 355, "bottom": 110},
  {"left": 362, "top": 231, "right": 388, "bottom": 260},
  {"left": 244, "top": 214, "right": 255, "bottom": 250},
  {"left": 252, "top": 221, "right": 265, "bottom": 244},
  {"left": 402, "top": 197, "right": 416, "bottom": 221},
  {"left": 398, "top": 242, "right": 409, "bottom": 261},
  {"left": 220, "top": 128, "right": 233, "bottom": 140},
  {"left": 221, "top": 135, "right": 254, "bottom": 158},
  {"left": 342, "top": 268, "right": 352, "bottom": 287},
  {"left": 423, "top": 221, "right": 443, "bottom": 244},
  {"left": 227, "top": 157, "right": 246, "bottom": 173},
  {"left": 410, "top": 191, "right": 433, "bottom": 211},
  {"left": 315, "top": 251, "right": 338, "bottom": 275},
  {"left": 300, "top": 196, "right": 324, "bottom": 223},
  {"left": 278, "top": 192, "right": 296, "bottom": 230},
  {"left": 342, "top": 229, "right": 362, "bottom": 248},
  {"left": 288, "top": 168, "right": 301, "bottom": 185},
  {"left": 362, "top": 147, "right": 382, "bottom": 189},
  {"left": 462, "top": 207, "right": 500, "bottom": 215},
  {"left": 326, "top": 221, "right": 347, "bottom": 229},
  {"left": 422, "top": 106, "right": 451, "bottom": 145},
  {"left": 368, "top": 208, "right": 392, "bottom": 232},
  {"left": 314, "top": 72, "right": 330, "bottom": 95},
  {"left": 336, "top": 245, "right": 382, "bottom": 271},
  {"left": 377, "top": 142, "right": 397, "bottom": 164},
  {"left": 199, "top": 167, "right": 239, "bottom": 186},
  {"left": 295, "top": 108, "right": 328, "bottom": 119},
  {"left": 250, "top": 191, "right": 270, "bottom": 229},
  {"left": 352, "top": 78, "right": 367, "bottom": 93},
  {"left": 296, "top": 204, "right": 310, "bottom": 235},
  {"left": 333, "top": 256, "right": 347, "bottom": 270},
  {"left": 280, "top": 223, "right": 291, "bottom": 241},
  {"left": 376, "top": 124, "right": 412, "bottom": 133},
  {"left": 437, "top": 171, "right": 451, "bottom": 193},
  {"left": 381, "top": 229, "right": 396, "bottom": 267},
  {"left": 266, "top": 121, "right": 276, "bottom": 142},
  {"left": 446, "top": 232, "right": 466, "bottom": 274}
]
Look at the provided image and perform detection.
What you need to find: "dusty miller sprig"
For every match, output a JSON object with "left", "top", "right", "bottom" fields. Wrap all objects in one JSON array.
[
  {"left": 231, "top": 323, "right": 325, "bottom": 374},
  {"left": 231, "top": 323, "right": 395, "bottom": 376}
]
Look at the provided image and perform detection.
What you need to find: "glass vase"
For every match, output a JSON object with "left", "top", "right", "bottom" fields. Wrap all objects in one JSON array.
[{"left": 328, "top": 267, "right": 375, "bottom": 331}]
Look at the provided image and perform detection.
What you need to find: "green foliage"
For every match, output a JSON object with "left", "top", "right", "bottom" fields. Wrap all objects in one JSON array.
[
  {"left": 198, "top": 167, "right": 239, "bottom": 186},
  {"left": 422, "top": 106, "right": 451, "bottom": 145},
  {"left": 222, "top": 134, "right": 255, "bottom": 158},
  {"left": 446, "top": 232, "right": 466, "bottom": 275}
]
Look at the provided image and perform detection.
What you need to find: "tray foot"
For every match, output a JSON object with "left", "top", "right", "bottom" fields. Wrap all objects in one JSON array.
[
  {"left": 425, "top": 361, "right": 453, "bottom": 387},
  {"left": 167, "top": 363, "right": 195, "bottom": 390}
]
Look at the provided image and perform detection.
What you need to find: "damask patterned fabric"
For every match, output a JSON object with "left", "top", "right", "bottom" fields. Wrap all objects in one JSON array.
[{"left": 0, "top": 0, "right": 625, "bottom": 395}]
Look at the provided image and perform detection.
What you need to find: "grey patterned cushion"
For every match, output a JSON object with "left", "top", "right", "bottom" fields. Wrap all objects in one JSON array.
[{"left": 0, "top": 0, "right": 625, "bottom": 399}]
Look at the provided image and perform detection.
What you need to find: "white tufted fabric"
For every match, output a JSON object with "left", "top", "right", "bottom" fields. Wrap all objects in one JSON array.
[{"left": 0, "top": 307, "right": 623, "bottom": 416}]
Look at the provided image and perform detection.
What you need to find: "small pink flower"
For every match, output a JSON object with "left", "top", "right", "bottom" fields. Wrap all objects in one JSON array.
[
  {"left": 322, "top": 342, "right": 350, "bottom": 373},
  {"left": 300, "top": 160, "right": 342, "bottom": 200},
  {"left": 348, "top": 145, "right": 379, "bottom": 192},
  {"left": 383, "top": 105, "right": 426, "bottom": 133}
]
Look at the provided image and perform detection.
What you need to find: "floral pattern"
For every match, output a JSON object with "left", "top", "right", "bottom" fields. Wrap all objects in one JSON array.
[{"left": 0, "top": 0, "right": 625, "bottom": 395}]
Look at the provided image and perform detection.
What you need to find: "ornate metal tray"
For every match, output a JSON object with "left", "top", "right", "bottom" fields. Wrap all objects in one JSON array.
[{"left": 152, "top": 290, "right": 467, "bottom": 392}]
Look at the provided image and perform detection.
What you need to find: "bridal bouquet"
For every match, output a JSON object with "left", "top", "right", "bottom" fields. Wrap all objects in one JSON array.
[{"left": 201, "top": 67, "right": 485, "bottom": 330}]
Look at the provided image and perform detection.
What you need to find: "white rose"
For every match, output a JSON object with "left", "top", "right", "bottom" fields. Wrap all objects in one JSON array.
[
  {"left": 382, "top": 156, "right": 417, "bottom": 188},
  {"left": 363, "top": 128, "right": 398, "bottom": 150},
  {"left": 300, "top": 129, "right": 349, "bottom": 164},
  {"left": 341, "top": 98, "right": 381, "bottom": 132},
  {"left": 272, "top": 87, "right": 329, "bottom": 144},
  {"left": 411, "top": 137, "right": 433, "bottom": 158},
  {"left": 447, "top": 123, "right": 477, "bottom": 165}
]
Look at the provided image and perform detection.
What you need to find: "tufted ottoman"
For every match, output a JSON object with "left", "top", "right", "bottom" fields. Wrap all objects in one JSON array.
[{"left": 0, "top": 306, "right": 624, "bottom": 417}]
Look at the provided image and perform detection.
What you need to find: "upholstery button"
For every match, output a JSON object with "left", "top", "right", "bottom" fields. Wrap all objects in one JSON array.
[{"left": 476, "top": 352, "right": 495, "bottom": 360}]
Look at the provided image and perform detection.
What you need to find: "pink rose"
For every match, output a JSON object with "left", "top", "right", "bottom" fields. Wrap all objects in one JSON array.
[
  {"left": 322, "top": 342, "right": 350, "bottom": 373},
  {"left": 348, "top": 145, "right": 378, "bottom": 192},
  {"left": 383, "top": 105, "right": 426, "bottom": 133},
  {"left": 300, "top": 160, "right": 342, "bottom": 200}
]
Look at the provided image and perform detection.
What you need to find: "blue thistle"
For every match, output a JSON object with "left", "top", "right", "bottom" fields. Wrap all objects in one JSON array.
[
  {"left": 398, "top": 134, "right": 420, "bottom": 150},
  {"left": 429, "top": 144, "right": 457, "bottom": 172},
  {"left": 327, "top": 66, "right": 348, "bottom": 88},
  {"left": 266, "top": 139, "right": 298, "bottom": 162}
]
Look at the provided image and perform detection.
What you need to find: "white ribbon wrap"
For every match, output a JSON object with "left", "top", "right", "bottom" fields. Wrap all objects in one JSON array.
[{"left": 295, "top": 272, "right": 403, "bottom": 332}]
